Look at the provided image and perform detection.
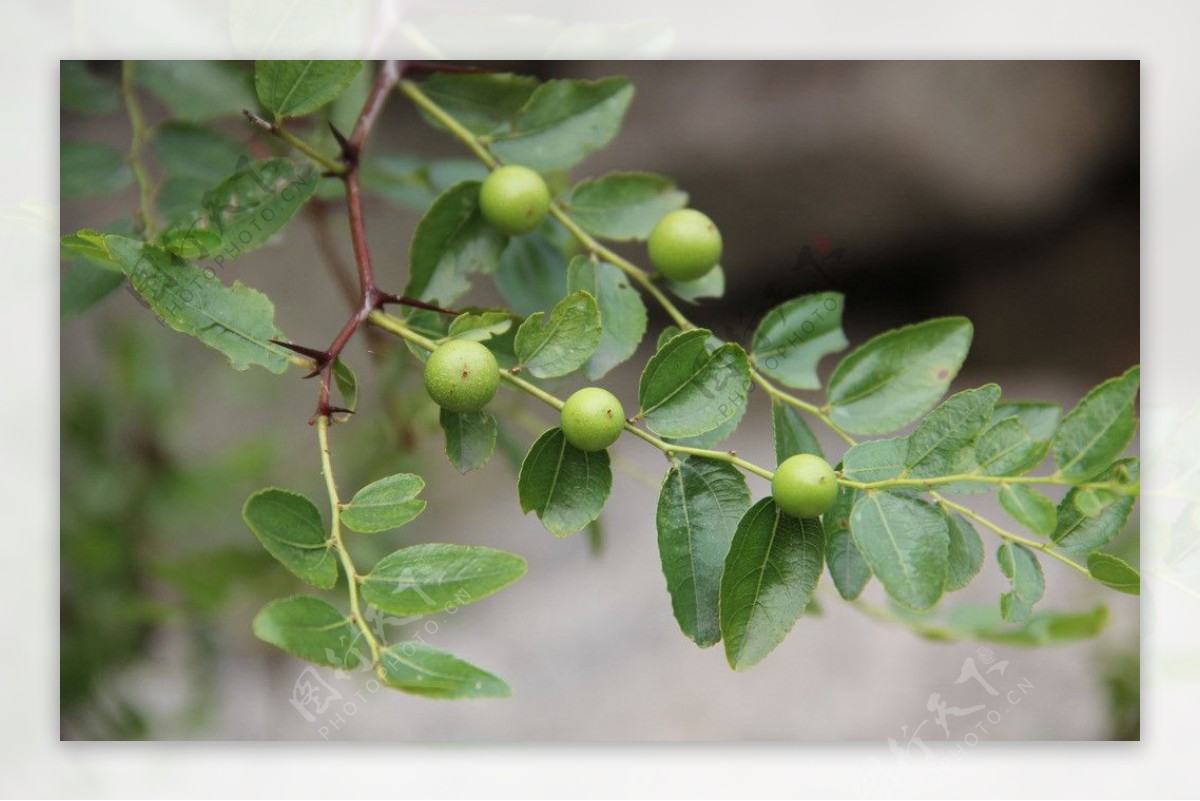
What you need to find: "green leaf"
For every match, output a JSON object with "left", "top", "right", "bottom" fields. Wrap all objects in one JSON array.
[
  {"left": 567, "top": 256, "right": 648, "bottom": 380},
  {"left": 61, "top": 229, "right": 123, "bottom": 271},
  {"left": 1054, "top": 458, "right": 1139, "bottom": 554},
  {"left": 440, "top": 408, "right": 497, "bottom": 473},
  {"left": 849, "top": 491, "right": 949, "bottom": 610},
  {"left": 255, "top": 60, "right": 362, "bottom": 119},
  {"left": 750, "top": 292, "right": 849, "bottom": 390},
  {"left": 719, "top": 499, "right": 824, "bottom": 670},
  {"left": 664, "top": 264, "right": 726, "bottom": 302},
  {"left": 152, "top": 122, "right": 247, "bottom": 183},
  {"left": 637, "top": 329, "right": 751, "bottom": 439},
  {"left": 250, "top": 597, "right": 362, "bottom": 666},
  {"left": 993, "top": 401, "right": 1062, "bottom": 442},
  {"left": 517, "top": 428, "right": 612, "bottom": 536},
  {"left": 100, "top": 236, "right": 292, "bottom": 372},
  {"left": 242, "top": 489, "right": 337, "bottom": 589},
  {"left": 340, "top": 474, "right": 427, "bottom": 534},
  {"left": 656, "top": 325, "right": 683, "bottom": 350},
  {"left": 60, "top": 140, "right": 133, "bottom": 197},
  {"left": 139, "top": 61, "right": 257, "bottom": 120},
  {"left": 997, "top": 543, "right": 1044, "bottom": 623},
  {"left": 417, "top": 72, "right": 539, "bottom": 136},
  {"left": 490, "top": 77, "right": 635, "bottom": 171},
  {"left": 567, "top": 172, "right": 687, "bottom": 241},
  {"left": 61, "top": 61, "right": 119, "bottom": 114},
  {"left": 447, "top": 310, "right": 513, "bottom": 342},
  {"left": 772, "top": 400, "right": 824, "bottom": 461},
  {"left": 944, "top": 513, "right": 984, "bottom": 592},
  {"left": 493, "top": 230, "right": 570, "bottom": 316},
  {"left": 998, "top": 485, "right": 1057, "bottom": 536},
  {"left": 514, "top": 290, "right": 602, "bottom": 378},
  {"left": 827, "top": 317, "right": 974, "bottom": 435},
  {"left": 332, "top": 358, "right": 357, "bottom": 412},
  {"left": 61, "top": 261, "right": 125, "bottom": 321},
  {"left": 1087, "top": 552, "right": 1140, "bottom": 595},
  {"left": 405, "top": 181, "right": 507, "bottom": 306},
  {"left": 824, "top": 485, "right": 871, "bottom": 600},
  {"left": 252, "top": 596, "right": 363, "bottom": 669},
  {"left": 379, "top": 642, "right": 511, "bottom": 699},
  {"left": 840, "top": 436, "right": 910, "bottom": 484},
  {"left": 971, "top": 416, "right": 1052, "bottom": 477},
  {"left": 360, "top": 543, "right": 526, "bottom": 616},
  {"left": 177, "top": 157, "right": 320, "bottom": 262},
  {"left": 1053, "top": 366, "right": 1140, "bottom": 482},
  {"left": 905, "top": 384, "right": 1000, "bottom": 478},
  {"left": 948, "top": 604, "right": 1108, "bottom": 646},
  {"left": 158, "top": 228, "right": 224, "bottom": 260},
  {"left": 656, "top": 457, "right": 752, "bottom": 648}
]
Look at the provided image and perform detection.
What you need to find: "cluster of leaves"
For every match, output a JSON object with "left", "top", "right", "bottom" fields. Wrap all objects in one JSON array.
[{"left": 61, "top": 61, "right": 1141, "bottom": 701}]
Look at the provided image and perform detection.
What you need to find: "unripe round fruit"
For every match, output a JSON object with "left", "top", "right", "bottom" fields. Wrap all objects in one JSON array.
[
  {"left": 479, "top": 165, "right": 551, "bottom": 235},
  {"left": 772, "top": 453, "right": 838, "bottom": 519},
  {"left": 560, "top": 387, "right": 626, "bottom": 452},
  {"left": 423, "top": 339, "right": 500, "bottom": 413},
  {"left": 647, "top": 208, "right": 723, "bottom": 282}
]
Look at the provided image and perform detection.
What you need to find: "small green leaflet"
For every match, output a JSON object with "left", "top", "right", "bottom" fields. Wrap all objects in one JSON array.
[
  {"left": 493, "top": 232, "right": 570, "bottom": 317},
  {"left": 60, "top": 140, "right": 132, "bottom": 197},
  {"left": 656, "top": 457, "right": 752, "bottom": 648},
  {"left": 567, "top": 256, "right": 648, "bottom": 380},
  {"left": 772, "top": 400, "right": 824, "bottom": 461},
  {"left": 255, "top": 60, "right": 363, "bottom": 119},
  {"left": 242, "top": 489, "right": 337, "bottom": 589},
  {"left": 849, "top": 491, "right": 949, "bottom": 610},
  {"left": 79, "top": 234, "right": 293, "bottom": 373},
  {"left": 513, "top": 290, "right": 602, "bottom": 378},
  {"left": 840, "top": 436, "right": 910, "bottom": 484},
  {"left": 1053, "top": 366, "right": 1140, "bottom": 482},
  {"left": 1087, "top": 552, "right": 1140, "bottom": 594},
  {"left": 905, "top": 384, "right": 1000, "bottom": 478},
  {"left": 446, "top": 310, "right": 514, "bottom": 342},
  {"left": 1053, "top": 458, "right": 1139, "bottom": 554},
  {"left": 998, "top": 485, "right": 1057, "bottom": 536},
  {"left": 827, "top": 317, "right": 973, "bottom": 435},
  {"left": 997, "top": 543, "right": 1045, "bottom": 623},
  {"left": 823, "top": 485, "right": 870, "bottom": 600},
  {"left": 360, "top": 543, "right": 527, "bottom": 616},
  {"left": 719, "top": 499, "right": 824, "bottom": 670},
  {"left": 517, "top": 428, "right": 612, "bottom": 536},
  {"left": 490, "top": 77, "right": 635, "bottom": 172},
  {"left": 379, "top": 642, "right": 512, "bottom": 699},
  {"left": 665, "top": 264, "right": 726, "bottom": 303},
  {"left": 340, "top": 474, "right": 427, "bottom": 533},
  {"left": 944, "top": 513, "right": 985, "bottom": 592},
  {"left": 567, "top": 172, "right": 688, "bottom": 241},
  {"left": 440, "top": 408, "right": 498, "bottom": 473},
  {"left": 637, "top": 329, "right": 751, "bottom": 439},
  {"left": 252, "top": 596, "right": 363, "bottom": 669},
  {"left": 416, "top": 72, "right": 539, "bottom": 137},
  {"left": 750, "top": 292, "right": 849, "bottom": 390},
  {"left": 332, "top": 358, "right": 358, "bottom": 412},
  {"left": 405, "top": 181, "right": 507, "bottom": 306}
]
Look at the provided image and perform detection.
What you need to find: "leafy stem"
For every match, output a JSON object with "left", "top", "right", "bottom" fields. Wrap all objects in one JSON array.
[
  {"left": 316, "top": 415, "right": 382, "bottom": 666},
  {"left": 242, "top": 110, "right": 345, "bottom": 175},
  {"left": 932, "top": 491, "right": 1091, "bottom": 578},
  {"left": 120, "top": 61, "right": 159, "bottom": 238},
  {"left": 750, "top": 372, "right": 856, "bottom": 446},
  {"left": 368, "top": 310, "right": 776, "bottom": 481},
  {"left": 841, "top": 473, "right": 1135, "bottom": 494}
]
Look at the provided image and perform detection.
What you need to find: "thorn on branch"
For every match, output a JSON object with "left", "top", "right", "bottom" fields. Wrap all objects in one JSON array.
[{"left": 328, "top": 122, "right": 357, "bottom": 165}]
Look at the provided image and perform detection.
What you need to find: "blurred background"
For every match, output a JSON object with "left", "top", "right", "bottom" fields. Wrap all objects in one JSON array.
[{"left": 60, "top": 60, "right": 1139, "bottom": 741}]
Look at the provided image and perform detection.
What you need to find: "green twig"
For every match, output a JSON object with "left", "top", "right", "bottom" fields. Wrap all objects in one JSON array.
[
  {"left": 316, "top": 415, "right": 382, "bottom": 666},
  {"left": 120, "top": 61, "right": 159, "bottom": 238}
]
